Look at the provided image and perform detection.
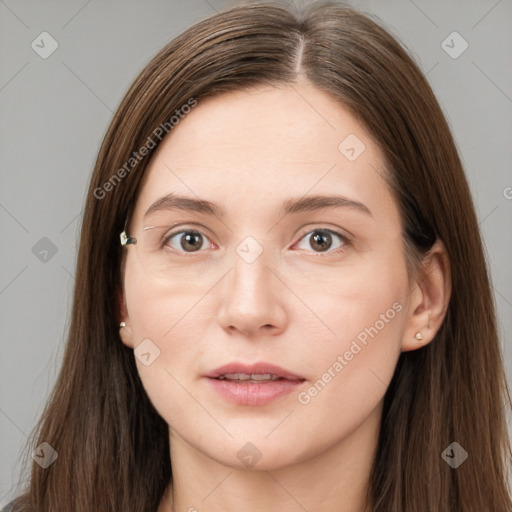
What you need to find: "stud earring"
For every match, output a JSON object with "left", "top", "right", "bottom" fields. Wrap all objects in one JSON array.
[
  {"left": 415, "top": 331, "right": 423, "bottom": 340},
  {"left": 120, "top": 322, "right": 126, "bottom": 328}
]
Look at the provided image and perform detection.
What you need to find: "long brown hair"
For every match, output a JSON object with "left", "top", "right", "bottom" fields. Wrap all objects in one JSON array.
[{"left": 9, "top": 1, "right": 512, "bottom": 510}]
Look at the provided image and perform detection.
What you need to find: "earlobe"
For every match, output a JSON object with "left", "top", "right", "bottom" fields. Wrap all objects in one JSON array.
[
  {"left": 401, "top": 239, "right": 451, "bottom": 352},
  {"left": 119, "top": 321, "right": 134, "bottom": 348},
  {"left": 117, "top": 287, "right": 134, "bottom": 348}
]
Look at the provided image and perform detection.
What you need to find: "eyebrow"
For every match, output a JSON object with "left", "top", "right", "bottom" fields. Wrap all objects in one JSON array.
[{"left": 143, "top": 192, "right": 372, "bottom": 219}]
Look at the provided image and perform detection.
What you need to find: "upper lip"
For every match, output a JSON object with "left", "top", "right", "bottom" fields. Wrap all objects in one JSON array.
[{"left": 205, "top": 362, "right": 304, "bottom": 381}]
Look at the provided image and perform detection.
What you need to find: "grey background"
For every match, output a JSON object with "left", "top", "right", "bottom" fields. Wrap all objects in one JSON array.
[{"left": 1, "top": 0, "right": 511, "bottom": 505}]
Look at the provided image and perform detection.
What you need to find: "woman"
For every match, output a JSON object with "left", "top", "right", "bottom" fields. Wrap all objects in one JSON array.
[{"left": 6, "top": 1, "right": 511, "bottom": 511}]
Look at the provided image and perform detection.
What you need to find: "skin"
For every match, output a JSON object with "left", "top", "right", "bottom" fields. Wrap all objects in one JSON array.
[{"left": 118, "top": 80, "right": 451, "bottom": 512}]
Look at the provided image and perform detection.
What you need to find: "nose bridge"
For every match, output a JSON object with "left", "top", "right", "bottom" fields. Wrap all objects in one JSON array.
[
  {"left": 229, "top": 233, "right": 274, "bottom": 301},
  {"left": 217, "top": 232, "right": 286, "bottom": 334}
]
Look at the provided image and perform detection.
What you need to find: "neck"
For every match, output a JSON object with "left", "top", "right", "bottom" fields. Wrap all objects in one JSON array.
[{"left": 158, "top": 402, "right": 381, "bottom": 512}]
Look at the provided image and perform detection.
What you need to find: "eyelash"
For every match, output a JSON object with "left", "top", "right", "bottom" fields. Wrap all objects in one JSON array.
[{"left": 160, "top": 226, "right": 351, "bottom": 257}]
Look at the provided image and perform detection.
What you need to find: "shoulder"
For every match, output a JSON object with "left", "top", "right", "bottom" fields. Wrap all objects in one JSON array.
[
  {"left": 2, "top": 499, "right": 23, "bottom": 512},
  {"left": 2, "top": 491, "right": 34, "bottom": 512}
]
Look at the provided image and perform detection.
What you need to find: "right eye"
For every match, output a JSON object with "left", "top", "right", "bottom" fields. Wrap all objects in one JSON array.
[{"left": 162, "top": 229, "right": 215, "bottom": 254}]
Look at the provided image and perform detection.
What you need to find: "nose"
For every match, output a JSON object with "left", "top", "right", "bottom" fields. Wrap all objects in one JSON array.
[{"left": 216, "top": 249, "right": 288, "bottom": 338}]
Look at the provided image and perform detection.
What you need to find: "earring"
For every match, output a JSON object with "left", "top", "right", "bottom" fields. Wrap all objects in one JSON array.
[
  {"left": 415, "top": 331, "right": 423, "bottom": 340},
  {"left": 120, "top": 322, "right": 126, "bottom": 328}
]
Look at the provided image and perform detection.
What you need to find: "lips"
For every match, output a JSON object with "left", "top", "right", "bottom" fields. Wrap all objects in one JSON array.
[
  {"left": 205, "top": 362, "right": 304, "bottom": 381},
  {"left": 204, "top": 362, "right": 306, "bottom": 406}
]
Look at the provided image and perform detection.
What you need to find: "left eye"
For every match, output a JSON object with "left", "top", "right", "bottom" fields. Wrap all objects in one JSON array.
[
  {"left": 163, "top": 228, "right": 348, "bottom": 255},
  {"left": 293, "top": 229, "right": 348, "bottom": 255}
]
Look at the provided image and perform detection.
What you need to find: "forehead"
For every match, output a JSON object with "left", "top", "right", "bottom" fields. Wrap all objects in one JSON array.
[{"left": 130, "top": 82, "right": 398, "bottom": 228}]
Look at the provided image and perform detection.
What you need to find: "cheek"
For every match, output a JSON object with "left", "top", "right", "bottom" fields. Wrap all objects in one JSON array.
[
  {"left": 124, "top": 252, "right": 210, "bottom": 341},
  {"left": 122, "top": 258, "right": 230, "bottom": 422},
  {"left": 124, "top": 295, "right": 208, "bottom": 434},
  {"left": 122, "top": 266, "right": 201, "bottom": 409},
  {"left": 294, "top": 248, "right": 407, "bottom": 422},
  {"left": 125, "top": 276, "right": 208, "bottom": 374}
]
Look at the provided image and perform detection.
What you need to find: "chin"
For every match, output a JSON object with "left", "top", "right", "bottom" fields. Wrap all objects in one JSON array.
[{"left": 203, "top": 433, "right": 311, "bottom": 472}]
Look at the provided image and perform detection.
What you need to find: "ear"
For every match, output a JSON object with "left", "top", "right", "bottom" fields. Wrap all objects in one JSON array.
[
  {"left": 401, "top": 238, "right": 451, "bottom": 352},
  {"left": 118, "top": 286, "right": 134, "bottom": 349}
]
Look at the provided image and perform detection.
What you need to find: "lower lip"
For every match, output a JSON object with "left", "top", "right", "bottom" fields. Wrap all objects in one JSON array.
[{"left": 205, "top": 377, "right": 305, "bottom": 406}]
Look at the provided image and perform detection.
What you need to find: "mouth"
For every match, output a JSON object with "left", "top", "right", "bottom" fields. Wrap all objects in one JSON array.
[
  {"left": 216, "top": 373, "right": 286, "bottom": 383},
  {"left": 204, "top": 362, "right": 306, "bottom": 406},
  {"left": 205, "top": 361, "right": 305, "bottom": 381}
]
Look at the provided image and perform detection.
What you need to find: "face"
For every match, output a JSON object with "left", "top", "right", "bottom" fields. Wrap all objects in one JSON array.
[{"left": 119, "top": 81, "right": 413, "bottom": 470}]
